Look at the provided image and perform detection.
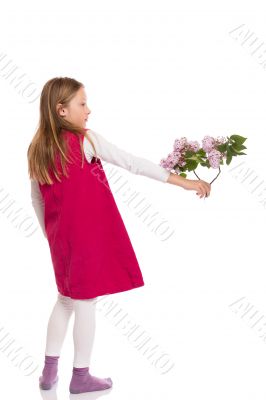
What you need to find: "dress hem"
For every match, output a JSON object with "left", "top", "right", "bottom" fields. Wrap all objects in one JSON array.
[{"left": 57, "top": 281, "right": 145, "bottom": 300}]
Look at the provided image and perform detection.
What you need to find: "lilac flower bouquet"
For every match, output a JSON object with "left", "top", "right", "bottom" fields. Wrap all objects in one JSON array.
[{"left": 160, "top": 134, "right": 247, "bottom": 184}]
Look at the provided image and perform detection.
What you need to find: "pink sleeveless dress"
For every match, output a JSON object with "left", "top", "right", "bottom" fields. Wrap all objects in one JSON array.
[{"left": 39, "top": 129, "right": 144, "bottom": 299}]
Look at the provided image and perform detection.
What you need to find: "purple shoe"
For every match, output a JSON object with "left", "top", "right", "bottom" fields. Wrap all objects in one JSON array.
[
  {"left": 39, "top": 355, "right": 59, "bottom": 390},
  {"left": 69, "top": 367, "right": 113, "bottom": 394}
]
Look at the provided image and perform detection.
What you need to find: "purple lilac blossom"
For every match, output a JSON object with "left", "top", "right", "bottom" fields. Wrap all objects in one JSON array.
[
  {"left": 202, "top": 136, "right": 215, "bottom": 152},
  {"left": 187, "top": 140, "right": 200, "bottom": 152},
  {"left": 216, "top": 136, "right": 227, "bottom": 144},
  {"left": 208, "top": 149, "right": 222, "bottom": 168},
  {"left": 174, "top": 137, "right": 187, "bottom": 151}
]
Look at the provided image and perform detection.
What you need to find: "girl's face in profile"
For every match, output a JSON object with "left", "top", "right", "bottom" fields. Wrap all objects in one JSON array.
[{"left": 57, "top": 86, "right": 91, "bottom": 130}]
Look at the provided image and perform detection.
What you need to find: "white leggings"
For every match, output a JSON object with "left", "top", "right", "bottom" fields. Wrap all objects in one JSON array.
[{"left": 44, "top": 292, "right": 98, "bottom": 368}]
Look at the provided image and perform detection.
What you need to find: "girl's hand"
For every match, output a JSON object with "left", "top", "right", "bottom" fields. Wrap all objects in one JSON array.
[
  {"left": 166, "top": 173, "right": 211, "bottom": 199},
  {"left": 181, "top": 179, "right": 211, "bottom": 199}
]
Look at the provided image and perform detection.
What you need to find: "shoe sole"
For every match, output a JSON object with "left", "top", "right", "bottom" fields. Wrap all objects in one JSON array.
[
  {"left": 39, "top": 375, "right": 58, "bottom": 390},
  {"left": 69, "top": 387, "right": 112, "bottom": 394}
]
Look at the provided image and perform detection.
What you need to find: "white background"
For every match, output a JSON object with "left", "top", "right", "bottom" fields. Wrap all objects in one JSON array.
[{"left": 0, "top": 0, "right": 265, "bottom": 399}]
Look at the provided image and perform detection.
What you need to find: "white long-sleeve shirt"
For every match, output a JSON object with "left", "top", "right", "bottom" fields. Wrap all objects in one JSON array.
[{"left": 31, "top": 129, "right": 171, "bottom": 238}]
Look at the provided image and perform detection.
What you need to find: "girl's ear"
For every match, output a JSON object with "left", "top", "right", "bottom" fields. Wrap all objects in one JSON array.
[{"left": 56, "top": 103, "right": 66, "bottom": 117}]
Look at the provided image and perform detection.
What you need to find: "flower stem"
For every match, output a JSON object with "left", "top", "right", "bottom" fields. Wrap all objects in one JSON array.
[{"left": 192, "top": 166, "right": 221, "bottom": 184}]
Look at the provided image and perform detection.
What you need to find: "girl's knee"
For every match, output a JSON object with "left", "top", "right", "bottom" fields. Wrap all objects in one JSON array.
[{"left": 57, "top": 292, "right": 74, "bottom": 311}]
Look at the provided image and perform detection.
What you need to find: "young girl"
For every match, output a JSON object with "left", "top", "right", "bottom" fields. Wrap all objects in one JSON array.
[{"left": 27, "top": 77, "right": 211, "bottom": 394}]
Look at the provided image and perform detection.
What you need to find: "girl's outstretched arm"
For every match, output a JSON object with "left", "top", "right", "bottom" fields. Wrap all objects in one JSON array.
[{"left": 84, "top": 130, "right": 211, "bottom": 198}]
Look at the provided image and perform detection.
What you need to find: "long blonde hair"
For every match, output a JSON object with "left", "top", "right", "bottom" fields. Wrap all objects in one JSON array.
[{"left": 27, "top": 77, "right": 97, "bottom": 185}]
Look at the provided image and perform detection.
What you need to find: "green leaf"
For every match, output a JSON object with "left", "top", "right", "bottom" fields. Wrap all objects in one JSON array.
[
  {"left": 231, "top": 144, "right": 247, "bottom": 154},
  {"left": 185, "top": 150, "right": 195, "bottom": 157},
  {"left": 186, "top": 159, "right": 198, "bottom": 171},
  {"left": 179, "top": 172, "right": 187, "bottom": 178},
  {"left": 205, "top": 159, "right": 211, "bottom": 168},
  {"left": 217, "top": 143, "right": 227, "bottom": 152},
  {"left": 197, "top": 148, "right": 206, "bottom": 157},
  {"left": 229, "top": 135, "right": 247, "bottom": 145},
  {"left": 229, "top": 145, "right": 238, "bottom": 156},
  {"left": 232, "top": 143, "right": 247, "bottom": 150},
  {"left": 226, "top": 153, "right": 233, "bottom": 165}
]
